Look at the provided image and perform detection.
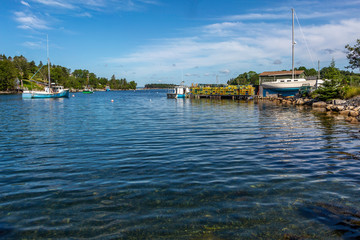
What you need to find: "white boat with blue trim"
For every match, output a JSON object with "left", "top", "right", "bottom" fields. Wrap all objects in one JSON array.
[
  {"left": 22, "top": 84, "right": 69, "bottom": 99},
  {"left": 167, "top": 85, "right": 190, "bottom": 99},
  {"left": 22, "top": 36, "right": 69, "bottom": 99}
]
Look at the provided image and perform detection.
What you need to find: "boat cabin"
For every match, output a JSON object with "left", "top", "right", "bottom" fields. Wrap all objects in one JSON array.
[{"left": 259, "top": 70, "right": 305, "bottom": 83}]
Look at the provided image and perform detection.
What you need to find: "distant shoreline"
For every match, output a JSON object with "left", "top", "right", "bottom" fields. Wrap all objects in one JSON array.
[
  {"left": 0, "top": 91, "right": 22, "bottom": 95},
  {"left": 0, "top": 89, "right": 139, "bottom": 94}
]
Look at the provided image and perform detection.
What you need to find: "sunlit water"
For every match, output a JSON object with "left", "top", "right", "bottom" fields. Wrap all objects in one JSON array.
[{"left": 1, "top": 90, "right": 360, "bottom": 239}]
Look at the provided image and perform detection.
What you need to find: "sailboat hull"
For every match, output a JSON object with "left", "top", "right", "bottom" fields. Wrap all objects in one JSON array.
[{"left": 261, "top": 79, "right": 317, "bottom": 90}]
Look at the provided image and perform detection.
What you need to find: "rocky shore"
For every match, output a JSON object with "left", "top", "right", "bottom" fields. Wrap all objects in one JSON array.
[{"left": 258, "top": 96, "right": 360, "bottom": 124}]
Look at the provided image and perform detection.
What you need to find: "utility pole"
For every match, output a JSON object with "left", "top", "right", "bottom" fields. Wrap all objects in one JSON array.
[{"left": 315, "top": 60, "right": 320, "bottom": 89}]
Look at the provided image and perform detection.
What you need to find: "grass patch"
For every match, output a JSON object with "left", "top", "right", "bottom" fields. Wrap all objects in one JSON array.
[
  {"left": 343, "top": 86, "right": 360, "bottom": 99},
  {"left": 22, "top": 80, "right": 44, "bottom": 91}
]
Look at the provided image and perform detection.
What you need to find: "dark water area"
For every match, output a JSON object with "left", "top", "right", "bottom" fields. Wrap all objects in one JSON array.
[{"left": 1, "top": 90, "right": 360, "bottom": 239}]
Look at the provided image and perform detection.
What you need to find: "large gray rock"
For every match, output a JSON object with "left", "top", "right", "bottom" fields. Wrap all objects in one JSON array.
[
  {"left": 340, "top": 110, "right": 350, "bottom": 116},
  {"left": 335, "top": 105, "right": 345, "bottom": 111},
  {"left": 332, "top": 99, "right": 347, "bottom": 105},
  {"left": 296, "top": 99, "right": 305, "bottom": 105},
  {"left": 326, "top": 104, "right": 334, "bottom": 111},
  {"left": 312, "top": 101, "right": 327, "bottom": 108},
  {"left": 350, "top": 110, "right": 359, "bottom": 117}
]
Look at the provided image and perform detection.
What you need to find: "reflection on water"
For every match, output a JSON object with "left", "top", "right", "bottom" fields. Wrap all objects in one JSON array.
[{"left": 0, "top": 91, "right": 360, "bottom": 239}]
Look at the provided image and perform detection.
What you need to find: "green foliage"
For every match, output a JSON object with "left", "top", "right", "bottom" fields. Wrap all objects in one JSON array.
[
  {"left": 345, "top": 39, "right": 360, "bottom": 71},
  {"left": 128, "top": 81, "right": 137, "bottom": 90},
  {"left": 312, "top": 79, "right": 344, "bottom": 101},
  {"left": 320, "top": 59, "right": 344, "bottom": 82},
  {"left": 22, "top": 79, "right": 43, "bottom": 91},
  {"left": 108, "top": 74, "right": 136, "bottom": 90},
  {"left": 13, "top": 55, "right": 30, "bottom": 79},
  {"left": 313, "top": 60, "right": 346, "bottom": 101},
  {"left": 343, "top": 86, "right": 360, "bottom": 99},
  {"left": 0, "top": 57, "right": 17, "bottom": 91},
  {"left": 227, "top": 71, "right": 259, "bottom": 85},
  {"left": 144, "top": 83, "right": 176, "bottom": 88},
  {"left": 0, "top": 54, "right": 138, "bottom": 91},
  {"left": 296, "top": 66, "right": 318, "bottom": 76}
]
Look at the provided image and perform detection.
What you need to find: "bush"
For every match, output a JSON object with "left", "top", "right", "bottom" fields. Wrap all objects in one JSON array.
[{"left": 312, "top": 79, "right": 344, "bottom": 101}]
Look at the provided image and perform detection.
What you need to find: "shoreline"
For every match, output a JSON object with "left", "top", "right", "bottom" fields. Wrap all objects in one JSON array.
[
  {"left": 257, "top": 96, "right": 360, "bottom": 124},
  {"left": 2, "top": 90, "right": 359, "bottom": 124}
]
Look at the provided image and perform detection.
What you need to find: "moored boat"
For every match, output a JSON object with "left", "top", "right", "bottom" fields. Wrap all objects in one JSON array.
[
  {"left": 22, "top": 85, "right": 69, "bottom": 99},
  {"left": 83, "top": 74, "right": 94, "bottom": 93},
  {"left": 22, "top": 36, "right": 69, "bottom": 99},
  {"left": 167, "top": 85, "right": 189, "bottom": 99},
  {"left": 82, "top": 88, "right": 94, "bottom": 94}
]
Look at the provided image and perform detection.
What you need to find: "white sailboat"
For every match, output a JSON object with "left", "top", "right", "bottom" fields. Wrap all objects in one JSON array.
[
  {"left": 22, "top": 36, "right": 69, "bottom": 99},
  {"left": 260, "top": 9, "right": 322, "bottom": 94}
]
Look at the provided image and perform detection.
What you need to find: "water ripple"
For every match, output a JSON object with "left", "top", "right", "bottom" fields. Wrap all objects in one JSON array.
[{"left": 1, "top": 91, "right": 360, "bottom": 239}]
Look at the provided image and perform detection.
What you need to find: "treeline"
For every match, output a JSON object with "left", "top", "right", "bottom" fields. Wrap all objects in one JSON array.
[
  {"left": 144, "top": 83, "right": 176, "bottom": 89},
  {"left": 0, "top": 54, "right": 137, "bottom": 91}
]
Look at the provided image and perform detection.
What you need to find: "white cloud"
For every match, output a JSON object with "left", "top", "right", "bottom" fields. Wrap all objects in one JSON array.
[
  {"left": 27, "top": 0, "right": 159, "bottom": 11},
  {"left": 22, "top": 41, "right": 43, "bottom": 48},
  {"left": 105, "top": 13, "right": 360, "bottom": 83},
  {"left": 224, "top": 13, "right": 288, "bottom": 21},
  {"left": 220, "top": 69, "right": 230, "bottom": 74},
  {"left": 30, "top": 0, "right": 75, "bottom": 9},
  {"left": 21, "top": 1, "right": 31, "bottom": 7},
  {"left": 14, "top": 11, "right": 49, "bottom": 30},
  {"left": 77, "top": 12, "right": 92, "bottom": 18}
]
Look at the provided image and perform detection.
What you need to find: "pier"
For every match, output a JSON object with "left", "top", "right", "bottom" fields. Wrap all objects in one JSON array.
[{"left": 189, "top": 84, "right": 256, "bottom": 100}]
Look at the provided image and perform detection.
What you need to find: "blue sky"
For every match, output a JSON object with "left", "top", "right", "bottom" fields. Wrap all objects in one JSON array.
[{"left": 1, "top": 0, "right": 360, "bottom": 86}]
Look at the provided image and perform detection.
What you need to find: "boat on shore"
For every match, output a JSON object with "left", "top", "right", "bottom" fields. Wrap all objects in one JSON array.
[
  {"left": 260, "top": 9, "right": 322, "bottom": 96},
  {"left": 260, "top": 71, "right": 320, "bottom": 90},
  {"left": 22, "top": 36, "right": 69, "bottom": 99}
]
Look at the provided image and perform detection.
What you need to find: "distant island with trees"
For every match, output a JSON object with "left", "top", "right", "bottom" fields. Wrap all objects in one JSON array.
[
  {"left": 144, "top": 83, "right": 176, "bottom": 89},
  {"left": 0, "top": 54, "right": 137, "bottom": 92}
]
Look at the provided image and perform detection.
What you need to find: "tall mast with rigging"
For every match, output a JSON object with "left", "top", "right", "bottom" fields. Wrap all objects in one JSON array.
[
  {"left": 47, "top": 35, "right": 50, "bottom": 89},
  {"left": 292, "top": 8, "right": 295, "bottom": 80}
]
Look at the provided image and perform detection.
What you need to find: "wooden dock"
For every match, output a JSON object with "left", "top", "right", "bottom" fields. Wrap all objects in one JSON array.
[{"left": 189, "top": 94, "right": 253, "bottom": 100}]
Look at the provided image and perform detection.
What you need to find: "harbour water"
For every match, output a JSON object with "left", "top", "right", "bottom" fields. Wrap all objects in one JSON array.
[{"left": 1, "top": 90, "right": 360, "bottom": 239}]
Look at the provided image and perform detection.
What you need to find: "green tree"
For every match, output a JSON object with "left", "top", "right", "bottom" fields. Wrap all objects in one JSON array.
[
  {"left": 13, "top": 55, "right": 29, "bottom": 80},
  {"left": 321, "top": 59, "right": 343, "bottom": 81},
  {"left": 295, "top": 66, "right": 318, "bottom": 77},
  {"left": 98, "top": 77, "right": 108, "bottom": 88},
  {"left": 0, "top": 58, "right": 17, "bottom": 91},
  {"left": 227, "top": 71, "right": 259, "bottom": 85},
  {"left": 128, "top": 81, "right": 137, "bottom": 89},
  {"left": 314, "top": 60, "right": 345, "bottom": 101},
  {"left": 345, "top": 39, "right": 360, "bottom": 71},
  {"left": 51, "top": 65, "right": 70, "bottom": 86}
]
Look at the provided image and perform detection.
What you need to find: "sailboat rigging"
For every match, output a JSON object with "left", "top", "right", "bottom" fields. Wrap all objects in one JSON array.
[
  {"left": 260, "top": 8, "right": 323, "bottom": 96},
  {"left": 22, "top": 36, "right": 69, "bottom": 99}
]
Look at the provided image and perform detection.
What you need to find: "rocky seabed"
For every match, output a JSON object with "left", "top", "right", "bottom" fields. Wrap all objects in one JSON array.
[{"left": 258, "top": 96, "right": 360, "bottom": 124}]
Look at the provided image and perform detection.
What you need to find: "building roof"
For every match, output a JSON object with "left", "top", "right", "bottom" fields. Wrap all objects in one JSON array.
[{"left": 259, "top": 70, "right": 304, "bottom": 76}]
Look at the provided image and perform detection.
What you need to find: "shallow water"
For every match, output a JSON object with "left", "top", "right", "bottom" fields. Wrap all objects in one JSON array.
[{"left": 1, "top": 90, "right": 360, "bottom": 239}]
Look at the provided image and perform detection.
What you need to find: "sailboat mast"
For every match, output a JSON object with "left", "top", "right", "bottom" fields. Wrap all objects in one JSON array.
[
  {"left": 292, "top": 8, "right": 295, "bottom": 80},
  {"left": 47, "top": 35, "right": 50, "bottom": 88}
]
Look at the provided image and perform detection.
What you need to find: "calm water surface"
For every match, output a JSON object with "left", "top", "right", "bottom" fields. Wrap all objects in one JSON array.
[{"left": 1, "top": 90, "right": 360, "bottom": 239}]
